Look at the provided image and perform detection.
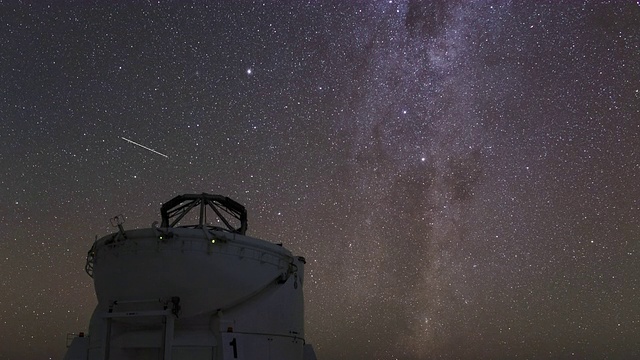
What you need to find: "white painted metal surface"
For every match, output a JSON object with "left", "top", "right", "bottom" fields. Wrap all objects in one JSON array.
[{"left": 64, "top": 194, "right": 316, "bottom": 360}]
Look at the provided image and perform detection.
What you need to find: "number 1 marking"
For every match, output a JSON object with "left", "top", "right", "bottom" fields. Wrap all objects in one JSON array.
[{"left": 229, "top": 337, "right": 238, "bottom": 358}]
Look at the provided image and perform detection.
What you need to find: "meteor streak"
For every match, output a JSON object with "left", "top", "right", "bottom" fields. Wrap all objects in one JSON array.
[{"left": 120, "top": 137, "right": 169, "bottom": 158}]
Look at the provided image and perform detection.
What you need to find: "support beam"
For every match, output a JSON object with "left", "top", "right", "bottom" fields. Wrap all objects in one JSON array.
[
  {"left": 163, "top": 314, "right": 175, "bottom": 360},
  {"left": 101, "top": 317, "right": 112, "bottom": 360}
]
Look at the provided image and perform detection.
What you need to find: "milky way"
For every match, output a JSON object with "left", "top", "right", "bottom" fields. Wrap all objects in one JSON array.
[
  {"left": 1, "top": 1, "right": 639, "bottom": 359},
  {"left": 332, "top": 2, "right": 504, "bottom": 357}
]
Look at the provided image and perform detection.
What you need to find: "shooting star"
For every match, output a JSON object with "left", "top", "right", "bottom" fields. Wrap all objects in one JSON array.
[{"left": 121, "top": 137, "right": 169, "bottom": 158}]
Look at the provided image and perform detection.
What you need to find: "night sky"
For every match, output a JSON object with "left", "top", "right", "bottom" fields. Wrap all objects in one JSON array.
[{"left": 1, "top": 1, "right": 639, "bottom": 359}]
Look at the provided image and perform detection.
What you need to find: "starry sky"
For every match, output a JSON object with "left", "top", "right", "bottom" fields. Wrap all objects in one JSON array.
[{"left": 1, "top": 1, "right": 639, "bottom": 359}]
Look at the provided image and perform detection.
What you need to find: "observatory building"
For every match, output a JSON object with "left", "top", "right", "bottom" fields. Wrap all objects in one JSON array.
[{"left": 64, "top": 193, "right": 317, "bottom": 360}]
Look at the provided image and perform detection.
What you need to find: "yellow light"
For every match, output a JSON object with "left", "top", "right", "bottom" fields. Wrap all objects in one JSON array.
[{"left": 211, "top": 239, "right": 216, "bottom": 244}]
